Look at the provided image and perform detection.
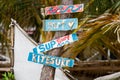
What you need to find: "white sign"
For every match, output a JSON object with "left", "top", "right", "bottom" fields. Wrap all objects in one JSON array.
[{"left": 33, "top": 33, "right": 78, "bottom": 53}]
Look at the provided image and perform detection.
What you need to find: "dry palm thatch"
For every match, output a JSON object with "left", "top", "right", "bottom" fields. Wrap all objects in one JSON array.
[
  {"left": 62, "top": 7, "right": 120, "bottom": 60},
  {"left": 61, "top": 1, "right": 120, "bottom": 79}
]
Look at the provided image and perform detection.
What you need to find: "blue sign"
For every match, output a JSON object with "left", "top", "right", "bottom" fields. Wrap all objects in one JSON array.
[
  {"left": 43, "top": 18, "right": 78, "bottom": 31},
  {"left": 33, "top": 33, "right": 78, "bottom": 54},
  {"left": 28, "top": 52, "right": 74, "bottom": 68}
]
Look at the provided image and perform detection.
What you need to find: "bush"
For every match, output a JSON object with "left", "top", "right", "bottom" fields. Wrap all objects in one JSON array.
[{"left": 2, "top": 72, "right": 15, "bottom": 80}]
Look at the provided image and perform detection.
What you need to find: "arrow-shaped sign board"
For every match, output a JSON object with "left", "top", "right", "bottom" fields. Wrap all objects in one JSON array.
[
  {"left": 45, "top": 4, "right": 84, "bottom": 15},
  {"left": 33, "top": 33, "right": 78, "bottom": 54},
  {"left": 28, "top": 52, "right": 74, "bottom": 68},
  {"left": 43, "top": 18, "right": 78, "bottom": 31}
]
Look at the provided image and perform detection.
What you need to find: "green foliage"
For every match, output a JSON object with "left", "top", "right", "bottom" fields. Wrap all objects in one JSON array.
[
  {"left": 87, "top": 0, "right": 112, "bottom": 15},
  {"left": 2, "top": 72, "right": 15, "bottom": 80},
  {"left": 108, "top": 0, "right": 120, "bottom": 14}
]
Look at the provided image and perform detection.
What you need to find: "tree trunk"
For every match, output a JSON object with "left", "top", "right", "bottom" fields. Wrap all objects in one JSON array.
[{"left": 40, "top": 0, "right": 73, "bottom": 80}]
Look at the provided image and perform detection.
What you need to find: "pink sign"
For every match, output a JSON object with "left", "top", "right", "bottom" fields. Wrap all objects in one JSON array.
[{"left": 45, "top": 4, "right": 84, "bottom": 15}]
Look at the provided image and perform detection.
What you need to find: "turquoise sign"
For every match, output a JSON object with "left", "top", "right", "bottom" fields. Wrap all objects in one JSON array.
[
  {"left": 33, "top": 33, "right": 78, "bottom": 54},
  {"left": 43, "top": 18, "right": 78, "bottom": 31},
  {"left": 28, "top": 52, "right": 74, "bottom": 68}
]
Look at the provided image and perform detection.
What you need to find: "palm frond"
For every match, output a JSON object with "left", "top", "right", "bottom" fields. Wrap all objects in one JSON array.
[
  {"left": 62, "top": 12, "right": 120, "bottom": 60},
  {"left": 107, "top": 0, "right": 120, "bottom": 14}
]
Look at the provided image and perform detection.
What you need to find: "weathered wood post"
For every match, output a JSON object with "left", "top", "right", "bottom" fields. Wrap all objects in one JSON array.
[{"left": 40, "top": 0, "right": 73, "bottom": 80}]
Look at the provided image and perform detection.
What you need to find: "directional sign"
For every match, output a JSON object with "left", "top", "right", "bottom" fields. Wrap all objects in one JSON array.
[
  {"left": 43, "top": 18, "right": 78, "bottom": 31},
  {"left": 45, "top": 4, "right": 84, "bottom": 15},
  {"left": 28, "top": 52, "right": 74, "bottom": 68},
  {"left": 33, "top": 33, "right": 78, "bottom": 54}
]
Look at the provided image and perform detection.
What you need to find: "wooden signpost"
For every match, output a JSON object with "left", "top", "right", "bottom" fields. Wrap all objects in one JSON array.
[
  {"left": 28, "top": 52, "right": 74, "bottom": 68},
  {"left": 27, "top": 2, "right": 84, "bottom": 80},
  {"left": 43, "top": 18, "right": 78, "bottom": 31},
  {"left": 45, "top": 4, "right": 84, "bottom": 15},
  {"left": 33, "top": 33, "right": 78, "bottom": 53}
]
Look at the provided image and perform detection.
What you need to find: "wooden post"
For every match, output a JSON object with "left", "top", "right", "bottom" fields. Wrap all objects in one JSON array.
[
  {"left": 10, "top": 25, "right": 14, "bottom": 71},
  {"left": 40, "top": 0, "right": 73, "bottom": 80}
]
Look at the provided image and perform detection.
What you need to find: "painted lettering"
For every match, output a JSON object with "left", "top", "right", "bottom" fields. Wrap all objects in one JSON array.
[
  {"left": 47, "top": 7, "right": 59, "bottom": 13},
  {"left": 55, "top": 58, "right": 62, "bottom": 66},
  {"left": 40, "top": 55, "right": 46, "bottom": 63},
  {"left": 39, "top": 44, "right": 45, "bottom": 52},
  {"left": 65, "top": 60, "right": 70, "bottom": 66},
  {"left": 49, "top": 22, "right": 57, "bottom": 28},
  {"left": 49, "top": 57, "right": 55, "bottom": 64},
  {"left": 57, "top": 41, "right": 70, "bottom": 47},
  {"left": 56, "top": 35, "right": 69, "bottom": 44},
  {"left": 45, "top": 4, "right": 84, "bottom": 15},
  {"left": 32, "top": 53, "right": 37, "bottom": 62},
  {"left": 44, "top": 18, "right": 78, "bottom": 31},
  {"left": 45, "top": 43, "right": 51, "bottom": 50},
  {"left": 60, "top": 58, "right": 66, "bottom": 67},
  {"left": 46, "top": 56, "right": 51, "bottom": 64},
  {"left": 28, "top": 53, "right": 74, "bottom": 68},
  {"left": 64, "top": 40, "right": 70, "bottom": 44},
  {"left": 37, "top": 55, "right": 40, "bottom": 63},
  {"left": 33, "top": 48, "right": 38, "bottom": 54},
  {"left": 50, "top": 41, "right": 56, "bottom": 48}
]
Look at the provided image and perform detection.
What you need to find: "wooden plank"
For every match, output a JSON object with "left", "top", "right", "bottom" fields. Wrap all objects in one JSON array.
[
  {"left": 68, "top": 60, "right": 120, "bottom": 71},
  {"left": 0, "top": 68, "right": 11, "bottom": 72},
  {"left": 68, "top": 66, "right": 120, "bottom": 71},
  {"left": 95, "top": 72, "right": 120, "bottom": 80},
  {"left": 76, "top": 60, "right": 120, "bottom": 65},
  {"left": 45, "top": 4, "right": 84, "bottom": 15},
  {"left": 43, "top": 18, "right": 78, "bottom": 31},
  {"left": 10, "top": 26, "right": 15, "bottom": 67},
  {"left": 33, "top": 33, "right": 78, "bottom": 53},
  {"left": 28, "top": 52, "right": 74, "bottom": 68}
]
